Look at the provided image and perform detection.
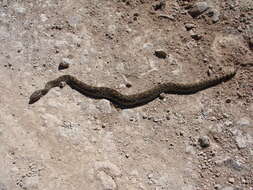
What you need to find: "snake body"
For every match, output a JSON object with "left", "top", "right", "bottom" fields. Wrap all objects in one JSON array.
[{"left": 29, "top": 69, "right": 236, "bottom": 108}]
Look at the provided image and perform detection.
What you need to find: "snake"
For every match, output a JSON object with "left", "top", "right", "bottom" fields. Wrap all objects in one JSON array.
[{"left": 29, "top": 69, "right": 236, "bottom": 108}]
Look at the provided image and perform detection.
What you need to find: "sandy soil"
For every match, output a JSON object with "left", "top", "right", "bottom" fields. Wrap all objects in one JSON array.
[{"left": 0, "top": 0, "right": 252, "bottom": 189}]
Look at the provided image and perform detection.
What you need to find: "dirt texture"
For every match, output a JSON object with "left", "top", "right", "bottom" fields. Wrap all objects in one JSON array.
[{"left": 0, "top": 0, "right": 252, "bottom": 190}]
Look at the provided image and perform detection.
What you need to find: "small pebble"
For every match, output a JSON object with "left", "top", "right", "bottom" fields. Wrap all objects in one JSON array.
[
  {"left": 147, "top": 173, "right": 153, "bottom": 179},
  {"left": 133, "top": 13, "right": 139, "bottom": 17},
  {"left": 228, "top": 177, "right": 235, "bottom": 184},
  {"left": 58, "top": 58, "right": 72, "bottom": 70},
  {"left": 214, "top": 184, "right": 222, "bottom": 190},
  {"left": 58, "top": 62, "right": 69, "bottom": 70},
  {"left": 153, "top": 117, "right": 159, "bottom": 123},
  {"left": 185, "top": 23, "right": 195, "bottom": 31},
  {"left": 198, "top": 136, "right": 210, "bottom": 148},
  {"left": 159, "top": 93, "right": 166, "bottom": 100},
  {"left": 190, "top": 31, "right": 202, "bottom": 40},
  {"left": 126, "top": 83, "right": 132, "bottom": 88},
  {"left": 154, "top": 50, "right": 167, "bottom": 59},
  {"left": 226, "top": 98, "right": 231, "bottom": 103}
]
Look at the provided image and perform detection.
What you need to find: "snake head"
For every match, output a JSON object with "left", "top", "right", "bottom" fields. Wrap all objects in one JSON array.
[{"left": 29, "top": 90, "right": 43, "bottom": 104}]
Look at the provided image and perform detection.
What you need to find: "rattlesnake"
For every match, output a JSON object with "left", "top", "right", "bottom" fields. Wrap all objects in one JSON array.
[{"left": 29, "top": 69, "right": 236, "bottom": 108}]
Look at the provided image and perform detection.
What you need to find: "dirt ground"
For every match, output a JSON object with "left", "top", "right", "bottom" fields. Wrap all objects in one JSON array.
[{"left": 0, "top": 0, "right": 252, "bottom": 189}]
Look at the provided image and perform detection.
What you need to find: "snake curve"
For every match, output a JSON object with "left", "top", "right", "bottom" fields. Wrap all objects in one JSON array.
[{"left": 29, "top": 69, "right": 236, "bottom": 108}]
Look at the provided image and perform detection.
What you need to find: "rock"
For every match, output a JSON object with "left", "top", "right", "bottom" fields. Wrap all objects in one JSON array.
[
  {"left": 228, "top": 177, "right": 235, "bottom": 184},
  {"left": 198, "top": 136, "right": 210, "bottom": 148},
  {"left": 185, "top": 23, "right": 195, "bottom": 31},
  {"left": 190, "top": 31, "right": 202, "bottom": 40},
  {"left": 97, "top": 171, "right": 117, "bottom": 190},
  {"left": 203, "top": 58, "right": 209, "bottom": 63},
  {"left": 126, "top": 83, "right": 132, "bottom": 88},
  {"left": 153, "top": 0, "right": 166, "bottom": 11},
  {"left": 58, "top": 58, "right": 72, "bottom": 70},
  {"left": 153, "top": 117, "right": 162, "bottom": 123},
  {"left": 209, "top": 9, "right": 220, "bottom": 23},
  {"left": 188, "top": 2, "right": 210, "bottom": 17},
  {"left": 154, "top": 50, "right": 167, "bottom": 59},
  {"left": 158, "top": 93, "right": 166, "bottom": 100},
  {"left": 214, "top": 184, "right": 222, "bottom": 190},
  {"left": 142, "top": 114, "right": 148, "bottom": 119},
  {"left": 225, "top": 98, "right": 231, "bottom": 103},
  {"left": 133, "top": 13, "right": 139, "bottom": 17},
  {"left": 147, "top": 173, "right": 153, "bottom": 179}
]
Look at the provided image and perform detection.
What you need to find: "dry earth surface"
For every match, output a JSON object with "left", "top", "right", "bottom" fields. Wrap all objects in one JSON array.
[{"left": 0, "top": 0, "right": 253, "bottom": 190}]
